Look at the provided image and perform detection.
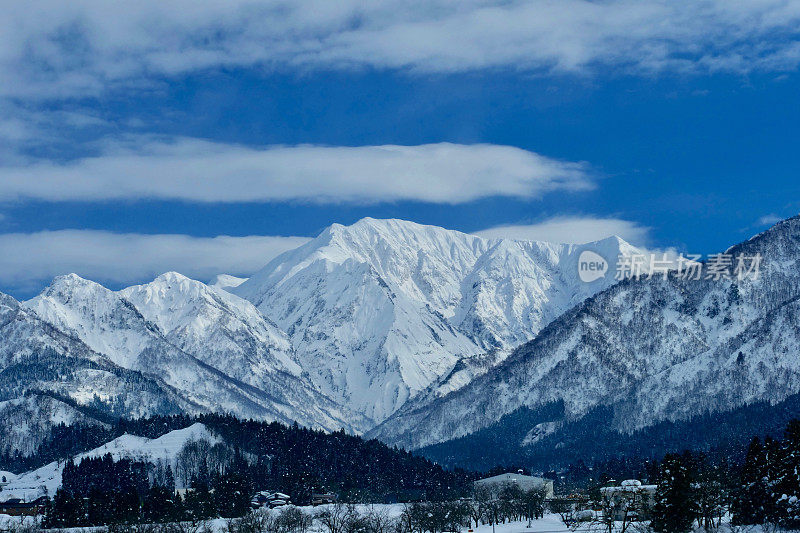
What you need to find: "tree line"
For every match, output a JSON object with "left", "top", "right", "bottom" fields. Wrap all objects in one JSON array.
[
  {"left": 545, "top": 419, "right": 800, "bottom": 533},
  {"left": 1, "top": 413, "right": 474, "bottom": 508},
  {"left": 41, "top": 483, "right": 547, "bottom": 533},
  {"left": 647, "top": 419, "right": 800, "bottom": 532},
  {"left": 44, "top": 448, "right": 254, "bottom": 528}
]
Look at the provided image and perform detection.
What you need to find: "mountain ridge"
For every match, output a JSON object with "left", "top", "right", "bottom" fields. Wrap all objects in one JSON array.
[
  {"left": 369, "top": 215, "right": 800, "bottom": 451},
  {"left": 232, "top": 217, "right": 639, "bottom": 423},
  {"left": 22, "top": 272, "right": 366, "bottom": 433},
  {"left": 9, "top": 215, "right": 796, "bottom": 462}
]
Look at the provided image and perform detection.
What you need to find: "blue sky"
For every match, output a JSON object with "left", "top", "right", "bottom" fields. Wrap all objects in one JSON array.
[{"left": 2, "top": 1, "right": 800, "bottom": 297}]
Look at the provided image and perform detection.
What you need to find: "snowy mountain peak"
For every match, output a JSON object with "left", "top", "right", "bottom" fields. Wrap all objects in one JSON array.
[
  {"left": 209, "top": 274, "right": 248, "bottom": 289},
  {"left": 21, "top": 271, "right": 363, "bottom": 432},
  {"left": 27, "top": 276, "right": 164, "bottom": 369},
  {"left": 116, "top": 273, "right": 368, "bottom": 433},
  {"left": 0, "top": 290, "right": 19, "bottom": 311},
  {"left": 128, "top": 271, "right": 220, "bottom": 305},
  {"left": 371, "top": 214, "right": 800, "bottom": 450},
  {"left": 153, "top": 270, "right": 192, "bottom": 283},
  {"left": 5, "top": 218, "right": 649, "bottom": 437},
  {"left": 8, "top": 215, "right": 800, "bottom": 458},
  {"left": 232, "top": 217, "right": 640, "bottom": 423},
  {"left": 44, "top": 272, "right": 104, "bottom": 293},
  {"left": 120, "top": 273, "right": 299, "bottom": 376}
]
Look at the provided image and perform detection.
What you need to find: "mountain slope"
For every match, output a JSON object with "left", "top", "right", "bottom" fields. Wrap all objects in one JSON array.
[
  {"left": 370, "top": 216, "right": 800, "bottom": 449},
  {"left": 25, "top": 274, "right": 362, "bottom": 432},
  {"left": 233, "top": 218, "right": 638, "bottom": 423},
  {"left": 1, "top": 423, "right": 218, "bottom": 500},
  {"left": 209, "top": 274, "right": 248, "bottom": 290},
  {"left": 0, "top": 291, "right": 192, "bottom": 454},
  {"left": 121, "top": 272, "right": 300, "bottom": 381},
  {"left": 121, "top": 272, "right": 365, "bottom": 431}
]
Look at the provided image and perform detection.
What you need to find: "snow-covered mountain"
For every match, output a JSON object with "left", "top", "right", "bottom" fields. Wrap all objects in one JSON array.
[
  {"left": 0, "top": 217, "right": 659, "bottom": 452},
  {"left": 122, "top": 273, "right": 300, "bottom": 384},
  {"left": 7, "top": 215, "right": 800, "bottom": 463},
  {"left": 369, "top": 215, "right": 800, "bottom": 450},
  {"left": 209, "top": 274, "right": 248, "bottom": 290},
  {"left": 121, "top": 272, "right": 362, "bottom": 430},
  {"left": 2, "top": 423, "right": 218, "bottom": 500},
  {"left": 0, "top": 290, "right": 192, "bottom": 454},
  {"left": 23, "top": 274, "right": 363, "bottom": 432},
  {"left": 233, "top": 217, "right": 639, "bottom": 423}
]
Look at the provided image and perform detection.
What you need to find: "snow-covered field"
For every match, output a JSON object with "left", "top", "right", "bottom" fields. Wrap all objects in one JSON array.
[
  {"left": 0, "top": 512, "right": 575, "bottom": 533},
  {"left": 0, "top": 506, "right": 762, "bottom": 533}
]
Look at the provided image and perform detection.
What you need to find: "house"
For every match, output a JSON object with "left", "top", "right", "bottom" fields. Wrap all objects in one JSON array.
[
  {"left": 0, "top": 496, "right": 48, "bottom": 516},
  {"left": 269, "top": 493, "right": 291, "bottom": 508},
  {"left": 251, "top": 491, "right": 291, "bottom": 509},
  {"left": 251, "top": 492, "right": 270, "bottom": 509},
  {"left": 311, "top": 493, "right": 337, "bottom": 506},
  {"left": 474, "top": 471, "right": 555, "bottom": 498},
  {"left": 599, "top": 480, "right": 657, "bottom": 521}
]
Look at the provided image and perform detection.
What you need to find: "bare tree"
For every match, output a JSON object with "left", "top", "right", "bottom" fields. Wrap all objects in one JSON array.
[
  {"left": 317, "top": 503, "right": 354, "bottom": 533},
  {"left": 397, "top": 504, "right": 416, "bottom": 533},
  {"left": 470, "top": 485, "right": 492, "bottom": 527},
  {"left": 2, "top": 516, "right": 43, "bottom": 533},
  {"left": 273, "top": 506, "right": 312, "bottom": 533},
  {"left": 594, "top": 486, "right": 651, "bottom": 533},
  {"left": 549, "top": 499, "right": 578, "bottom": 530},
  {"left": 363, "top": 505, "right": 398, "bottom": 533},
  {"left": 225, "top": 509, "right": 273, "bottom": 533},
  {"left": 169, "top": 516, "right": 214, "bottom": 533}
]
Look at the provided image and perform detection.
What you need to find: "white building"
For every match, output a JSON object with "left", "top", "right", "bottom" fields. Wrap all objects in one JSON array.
[
  {"left": 599, "top": 480, "right": 657, "bottom": 521},
  {"left": 474, "top": 472, "right": 554, "bottom": 498}
]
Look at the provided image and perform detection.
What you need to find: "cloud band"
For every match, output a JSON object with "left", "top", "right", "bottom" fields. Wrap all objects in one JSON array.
[
  {"left": 0, "top": 140, "right": 591, "bottom": 204},
  {"left": 0, "top": 230, "right": 309, "bottom": 295}
]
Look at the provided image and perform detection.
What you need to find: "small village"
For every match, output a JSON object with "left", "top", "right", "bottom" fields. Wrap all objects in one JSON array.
[{"left": 0, "top": 468, "right": 730, "bottom": 533}]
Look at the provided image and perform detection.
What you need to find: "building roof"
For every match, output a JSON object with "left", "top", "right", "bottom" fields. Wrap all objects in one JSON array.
[
  {"left": 474, "top": 473, "right": 552, "bottom": 485},
  {"left": 600, "top": 480, "right": 657, "bottom": 493},
  {"left": 0, "top": 496, "right": 47, "bottom": 507}
]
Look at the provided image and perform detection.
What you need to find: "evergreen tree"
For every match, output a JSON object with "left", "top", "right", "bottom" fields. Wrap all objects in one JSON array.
[
  {"left": 186, "top": 472, "right": 216, "bottom": 520},
  {"left": 164, "top": 464, "right": 176, "bottom": 492},
  {"left": 694, "top": 455, "right": 728, "bottom": 531},
  {"left": 652, "top": 453, "right": 696, "bottom": 533},
  {"left": 733, "top": 437, "right": 772, "bottom": 524},
  {"left": 213, "top": 471, "right": 252, "bottom": 518},
  {"left": 773, "top": 420, "right": 800, "bottom": 529},
  {"left": 45, "top": 488, "right": 83, "bottom": 528},
  {"left": 143, "top": 483, "right": 181, "bottom": 523}
]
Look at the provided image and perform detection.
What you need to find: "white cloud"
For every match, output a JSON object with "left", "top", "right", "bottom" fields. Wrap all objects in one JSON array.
[
  {"left": 757, "top": 214, "right": 783, "bottom": 226},
  {"left": 0, "top": 139, "right": 592, "bottom": 204},
  {"left": 474, "top": 216, "right": 652, "bottom": 246},
  {"left": 0, "top": 230, "right": 309, "bottom": 295},
  {"left": 2, "top": 0, "right": 800, "bottom": 98}
]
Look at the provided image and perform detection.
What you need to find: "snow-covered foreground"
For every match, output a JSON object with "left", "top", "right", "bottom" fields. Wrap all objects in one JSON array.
[
  {"left": 0, "top": 508, "right": 764, "bottom": 533},
  {"left": 1, "top": 508, "right": 570, "bottom": 533},
  {"left": 0, "top": 512, "right": 569, "bottom": 533}
]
